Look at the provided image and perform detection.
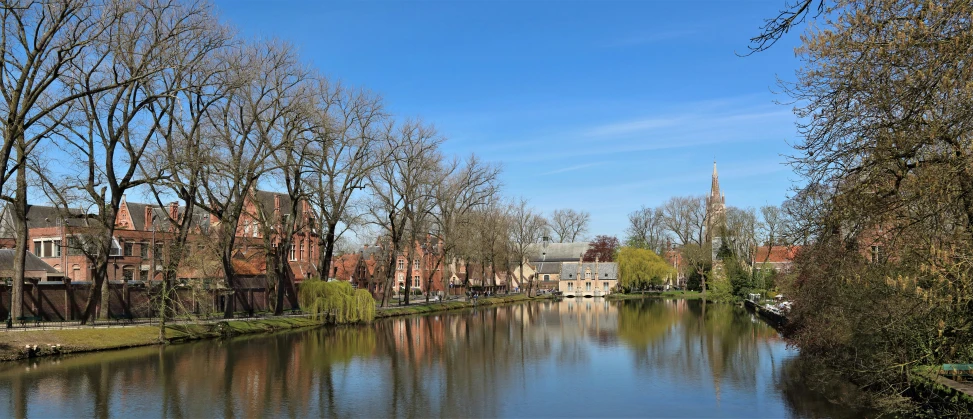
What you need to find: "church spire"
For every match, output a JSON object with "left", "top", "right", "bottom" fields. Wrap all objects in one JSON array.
[{"left": 710, "top": 160, "right": 721, "bottom": 201}]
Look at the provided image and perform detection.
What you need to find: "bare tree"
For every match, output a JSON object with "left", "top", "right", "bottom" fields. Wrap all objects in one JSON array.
[
  {"left": 722, "top": 206, "right": 758, "bottom": 265},
  {"left": 48, "top": 0, "right": 220, "bottom": 323},
  {"left": 367, "top": 120, "right": 441, "bottom": 306},
  {"left": 661, "top": 195, "right": 707, "bottom": 246},
  {"left": 250, "top": 72, "right": 315, "bottom": 315},
  {"left": 1, "top": 0, "right": 133, "bottom": 322},
  {"left": 549, "top": 208, "right": 590, "bottom": 243},
  {"left": 746, "top": 0, "right": 827, "bottom": 54},
  {"left": 196, "top": 42, "right": 300, "bottom": 319},
  {"left": 432, "top": 154, "right": 500, "bottom": 296},
  {"left": 509, "top": 199, "right": 546, "bottom": 297},
  {"left": 307, "top": 80, "right": 388, "bottom": 282},
  {"left": 625, "top": 205, "right": 668, "bottom": 254},
  {"left": 140, "top": 15, "right": 231, "bottom": 339}
]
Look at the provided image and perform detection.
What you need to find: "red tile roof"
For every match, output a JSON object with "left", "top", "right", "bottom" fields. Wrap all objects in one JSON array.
[{"left": 753, "top": 245, "right": 802, "bottom": 264}]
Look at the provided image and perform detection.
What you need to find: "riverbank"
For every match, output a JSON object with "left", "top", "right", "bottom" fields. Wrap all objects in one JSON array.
[
  {"left": 377, "top": 293, "right": 551, "bottom": 317},
  {"left": 0, "top": 317, "right": 323, "bottom": 362},
  {"left": 605, "top": 291, "right": 704, "bottom": 301},
  {"left": 0, "top": 293, "right": 551, "bottom": 362}
]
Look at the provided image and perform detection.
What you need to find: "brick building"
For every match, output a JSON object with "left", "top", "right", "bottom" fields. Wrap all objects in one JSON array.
[
  {"left": 330, "top": 236, "right": 447, "bottom": 298},
  {"left": 0, "top": 190, "right": 319, "bottom": 284}
]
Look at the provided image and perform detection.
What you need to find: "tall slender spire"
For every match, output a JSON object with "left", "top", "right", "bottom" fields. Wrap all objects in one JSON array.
[{"left": 710, "top": 160, "right": 721, "bottom": 200}]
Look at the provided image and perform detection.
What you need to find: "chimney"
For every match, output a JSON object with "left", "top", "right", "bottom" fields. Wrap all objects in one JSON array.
[
  {"left": 144, "top": 205, "right": 153, "bottom": 231},
  {"left": 169, "top": 202, "right": 179, "bottom": 221},
  {"left": 274, "top": 194, "right": 280, "bottom": 211}
]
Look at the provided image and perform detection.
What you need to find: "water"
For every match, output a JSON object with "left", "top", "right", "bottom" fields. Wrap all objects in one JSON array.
[{"left": 0, "top": 299, "right": 864, "bottom": 418}]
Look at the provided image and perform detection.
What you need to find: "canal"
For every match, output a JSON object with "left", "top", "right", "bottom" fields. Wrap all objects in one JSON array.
[{"left": 0, "top": 299, "right": 866, "bottom": 418}]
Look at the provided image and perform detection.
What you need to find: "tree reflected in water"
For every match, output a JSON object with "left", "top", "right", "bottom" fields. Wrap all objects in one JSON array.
[{"left": 0, "top": 300, "right": 868, "bottom": 418}]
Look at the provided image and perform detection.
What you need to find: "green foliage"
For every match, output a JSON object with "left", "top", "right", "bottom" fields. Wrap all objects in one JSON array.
[
  {"left": 617, "top": 247, "right": 675, "bottom": 291},
  {"left": 298, "top": 279, "right": 376, "bottom": 324},
  {"left": 706, "top": 263, "right": 734, "bottom": 302}
]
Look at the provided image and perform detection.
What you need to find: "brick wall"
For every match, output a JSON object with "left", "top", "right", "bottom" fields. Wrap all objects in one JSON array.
[{"left": 0, "top": 279, "right": 297, "bottom": 321}]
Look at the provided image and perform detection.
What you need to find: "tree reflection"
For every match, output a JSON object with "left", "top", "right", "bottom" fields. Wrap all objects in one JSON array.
[{"left": 0, "top": 300, "right": 866, "bottom": 418}]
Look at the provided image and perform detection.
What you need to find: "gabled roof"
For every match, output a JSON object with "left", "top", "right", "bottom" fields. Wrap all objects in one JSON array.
[
  {"left": 150, "top": 206, "right": 211, "bottom": 233},
  {"left": 253, "top": 190, "right": 294, "bottom": 219},
  {"left": 525, "top": 242, "right": 591, "bottom": 262},
  {"left": 0, "top": 249, "right": 61, "bottom": 274},
  {"left": 559, "top": 262, "right": 618, "bottom": 280},
  {"left": 533, "top": 261, "right": 562, "bottom": 274},
  {"left": 125, "top": 201, "right": 150, "bottom": 230}
]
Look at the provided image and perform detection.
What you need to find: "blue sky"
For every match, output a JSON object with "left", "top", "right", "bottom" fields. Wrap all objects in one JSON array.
[{"left": 214, "top": 0, "right": 805, "bottom": 239}]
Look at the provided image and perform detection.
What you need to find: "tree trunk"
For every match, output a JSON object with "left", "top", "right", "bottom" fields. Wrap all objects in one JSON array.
[
  {"left": 318, "top": 222, "right": 338, "bottom": 281},
  {"left": 221, "top": 250, "right": 236, "bottom": 319},
  {"left": 403, "top": 246, "right": 413, "bottom": 306},
  {"left": 9, "top": 164, "right": 28, "bottom": 321},
  {"left": 81, "top": 258, "right": 111, "bottom": 324}
]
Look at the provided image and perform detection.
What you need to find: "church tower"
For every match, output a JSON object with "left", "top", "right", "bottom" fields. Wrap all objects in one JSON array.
[{"left": 705, "top": 161, "right": 726, "bottom": 245}]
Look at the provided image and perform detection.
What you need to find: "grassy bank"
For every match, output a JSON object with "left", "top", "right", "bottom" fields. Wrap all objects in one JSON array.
[
  {"left": 2, "top": 294, "right": 554, "bottom": 362},
  {"left": 0, "top": 317, "right": 322, "bottom": 362},
  {"left": 605, "top": 291, "right": 705, "bottom": 301},
  {"left": 377, "top": 293, "right": 551, "bottom": 318}
]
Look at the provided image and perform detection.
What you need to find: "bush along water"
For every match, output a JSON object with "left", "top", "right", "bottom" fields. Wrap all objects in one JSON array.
[{"left": 299, "top": 279, "right": 376, "bottom": 324}]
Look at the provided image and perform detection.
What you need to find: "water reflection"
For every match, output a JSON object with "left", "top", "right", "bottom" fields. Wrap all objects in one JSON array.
[{"left": 0, "top": 299, "right": 865, "bottom": 418}]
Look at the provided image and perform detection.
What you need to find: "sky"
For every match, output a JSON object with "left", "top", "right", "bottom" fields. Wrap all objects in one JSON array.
[{"left": 213, "top": 0, "right": 806, "bottom": 240}]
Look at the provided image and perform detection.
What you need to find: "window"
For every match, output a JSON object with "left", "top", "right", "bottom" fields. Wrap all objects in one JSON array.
[
  {"left": 544, "top": 274, "right": 550, "bottom": 281},
  {"left": 140, "top": 269, "right": 149, "bottom": 281},
  {"left": 413, "top": 276, "right": 420, "bottom": 287},
  {"left": 72, "top": 265, "right": 81, "bottom": 280},
  {"left": 154, "top": 242, "right": 164, "bottom": 260},
  {"left": 299, "top": 242, "right": 305, "bottom": 261},
  {"left": 585, "top": 270, "right": 591, "bottom": 280},
  {"left": 32, "top": 239, "right": 63, "bottom": 258},
  {"left": 289, "top": 244, "right": 296, "bottom": 261},
  {"left": 140, "top": 243, "right": 148, "bottom": 258},
  {"left": 414, "top": 259, "right": 420, "bottom": 270},
  {"left": 567, "top": 282, "right": 573, "bottom": 291},
  {"left": 397, "top": 273, "right": 404, "bottom": 282},
  {"left": 124, "top": 241, "right": 134, "bottom": 256},
  {"left": 586, "top": 282, "right": 591, "bottom": 291},
  {"left": 397, "top": 259, "right": 405, "bottom": 271},
  {"left": 603, "top": 282, "right": 608, "bottom": 291},
  {"left": 68, "top": 237, "right": 82, "bottom": 256},
  {"left": 122, "top": 266, "right": 135, "bottom": 281}
]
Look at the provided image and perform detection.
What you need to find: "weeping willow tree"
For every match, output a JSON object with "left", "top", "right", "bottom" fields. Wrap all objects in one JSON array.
[{"left": 299, "top": 280, "right": 376, "bottom": 324}]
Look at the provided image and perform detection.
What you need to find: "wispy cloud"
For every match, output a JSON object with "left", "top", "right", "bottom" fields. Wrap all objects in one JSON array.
[
  {"left": 583, "top": 117, "right": 686, "bottom": 137},
  {"left": 540, "top": 162, "right": 603, "bottom": 176},
  {"left": 501, "top": 102, "right": 794, "bottom": 164}
]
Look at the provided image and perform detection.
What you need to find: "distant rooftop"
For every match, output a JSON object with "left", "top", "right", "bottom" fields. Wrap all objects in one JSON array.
[{"left": 525, "top": 242, "right": 590, "bottom": 262}]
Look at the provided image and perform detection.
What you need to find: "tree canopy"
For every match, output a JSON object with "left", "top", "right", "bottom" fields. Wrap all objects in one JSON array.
[{"left": 617, "top": 247, "right": 675, "bottom": 291}]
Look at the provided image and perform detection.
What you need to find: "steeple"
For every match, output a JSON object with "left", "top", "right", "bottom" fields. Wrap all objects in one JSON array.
[{"left": 706, "top": 160, "right": 727, "bottom": 243}]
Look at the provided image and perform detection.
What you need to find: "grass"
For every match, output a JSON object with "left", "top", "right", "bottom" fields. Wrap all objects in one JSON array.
[{"left": 0, "top": 317, "right": 323, "bottom": 362}]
